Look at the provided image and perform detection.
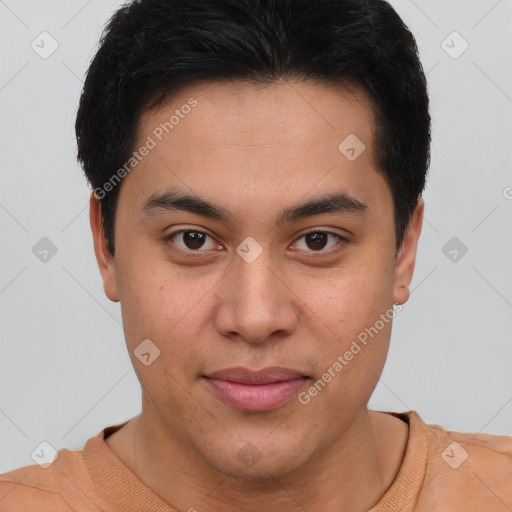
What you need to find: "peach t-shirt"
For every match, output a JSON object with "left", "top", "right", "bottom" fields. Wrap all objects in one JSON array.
[{"left": 1, "top": 410, "right": 511, "bottom": 511}]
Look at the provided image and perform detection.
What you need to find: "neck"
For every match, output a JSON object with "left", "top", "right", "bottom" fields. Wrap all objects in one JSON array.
[{"left": 123, "top": 401, "right": 407, "bottom": 512}]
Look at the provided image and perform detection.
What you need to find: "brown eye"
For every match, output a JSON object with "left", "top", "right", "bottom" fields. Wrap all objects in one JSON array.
[
  {"left": 293, "top": 230, "right": 345, "bottom": 253},
  {"left": 166, "top": 230, "right": 220, "bottom": 252},
  {"left": 305, "top": 232, "right": 328, "bottom": 250},
  {"left": 182, "top": 231, "right": 207, "bottom": 250}
]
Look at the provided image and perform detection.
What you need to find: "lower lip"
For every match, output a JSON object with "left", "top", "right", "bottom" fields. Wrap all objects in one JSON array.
[{"left": 203, "top": 377, "right": 308, "bottom": 411}]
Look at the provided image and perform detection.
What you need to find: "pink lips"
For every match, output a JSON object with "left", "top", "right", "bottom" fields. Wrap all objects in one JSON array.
[{"left": 202, "top": 366, "right": 308, "bottom": 411}]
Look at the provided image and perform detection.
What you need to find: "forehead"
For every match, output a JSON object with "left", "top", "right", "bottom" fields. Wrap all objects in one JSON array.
[
  {"left": 139, "top": 79, "right": 376, "bottom": 150},
  {"left": 120, "top": 79, "right": 390, "bottom": 222}
]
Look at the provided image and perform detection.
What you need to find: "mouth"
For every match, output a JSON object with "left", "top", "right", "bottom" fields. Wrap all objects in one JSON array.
[{"left": 202, "top": 366, "right": 310, "bottom": 412}]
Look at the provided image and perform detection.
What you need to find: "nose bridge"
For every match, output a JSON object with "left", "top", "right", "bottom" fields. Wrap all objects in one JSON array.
[
  {"left": 214, "top": 245, "right": 298, "bottom": 343},
  {"left": 237, "top": 251, "right": 277, "bottom": 305}
]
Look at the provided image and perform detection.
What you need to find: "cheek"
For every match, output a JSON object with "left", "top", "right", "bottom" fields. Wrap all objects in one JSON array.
[
  {"left": 115, "top": 249, "right": 212, "bottom": 359},
  {"left": 117, "top": 265, "right": 211, "bottom": 411},
  {"left": 297, "top": 264, "right": 395, "bottom": 398},
  {"left": 298, "top": 261, "right": 394, "bottom": 331}
]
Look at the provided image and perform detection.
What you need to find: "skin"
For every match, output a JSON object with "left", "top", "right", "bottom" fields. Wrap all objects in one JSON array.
[{"left": 90, "top": 79, "right": 423, "bottom": 511}]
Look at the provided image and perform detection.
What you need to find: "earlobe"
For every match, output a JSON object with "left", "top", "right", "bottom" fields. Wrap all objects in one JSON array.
[
  {"left": 392, "top": 198, "right": 424, "bottom": 306},
  {"left": 89, "top": 193, "right": 120, "bottom": 302}
]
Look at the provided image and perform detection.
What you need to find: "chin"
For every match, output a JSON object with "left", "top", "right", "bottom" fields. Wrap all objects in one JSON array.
[{"left": 197, "top": 436, "right": 311, "bottom": 481}]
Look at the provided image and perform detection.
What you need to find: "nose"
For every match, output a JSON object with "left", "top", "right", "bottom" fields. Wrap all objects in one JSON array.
[{"left": 213, "top": 249, "right": 299, "bottom": 345}]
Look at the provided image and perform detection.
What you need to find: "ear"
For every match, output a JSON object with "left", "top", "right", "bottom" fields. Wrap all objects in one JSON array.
[
  {"left": 89, "top": 193, "right": 119, "bottom": 302},
  {"left": 393, "top": 198, "right": 424, "bottom": 306}
]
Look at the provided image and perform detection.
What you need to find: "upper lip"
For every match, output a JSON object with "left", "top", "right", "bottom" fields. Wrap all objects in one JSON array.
[{"left": 204, "top": 366, "right": 308, "bottom": 385}]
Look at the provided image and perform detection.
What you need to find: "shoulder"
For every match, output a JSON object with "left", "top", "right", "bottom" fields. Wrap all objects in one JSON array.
[
  {"left": 419, "top": 415, "right": 512, "bottom": 510},
  {"left": 373, "top": 411, "right": 512, "bottom": 511},
  {"left": 0, "top": 445, "right": 99, "bottom": 511},
  {"left": 0, "top": 466, "right": 73, "bottom": 511},
  {"left": 1, "top": 463, "right": 75, "bottom": 511}
]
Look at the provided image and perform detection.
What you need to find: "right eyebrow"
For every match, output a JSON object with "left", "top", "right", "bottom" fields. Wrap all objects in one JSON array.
[{"left": 141, "top": 188, "right": 234, "bottom": 224}]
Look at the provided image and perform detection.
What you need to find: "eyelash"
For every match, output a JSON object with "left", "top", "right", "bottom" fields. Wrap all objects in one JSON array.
[{"left": 164, "top": 228, "right": 348, "bottom": 256}]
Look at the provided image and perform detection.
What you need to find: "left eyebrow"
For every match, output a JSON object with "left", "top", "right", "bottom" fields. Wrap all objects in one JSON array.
[
  {"left": 274, "top": 191, "right": 368, "bottom": 227},
  {"left": 140, "top": 187, "right": 369, "bottom": 226}
]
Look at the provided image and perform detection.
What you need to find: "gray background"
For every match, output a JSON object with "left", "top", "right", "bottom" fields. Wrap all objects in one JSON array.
[{"left": 1, "top": 0, "right": 511, "bottom": 473}]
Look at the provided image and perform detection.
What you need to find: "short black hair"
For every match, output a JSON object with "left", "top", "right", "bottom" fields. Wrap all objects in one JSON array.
[{"left": 76, "top": 0, "right": 430, "bottom": 257}]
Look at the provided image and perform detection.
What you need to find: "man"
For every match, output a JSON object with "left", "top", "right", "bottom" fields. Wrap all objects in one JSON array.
[{"left": 1, "top": 0, "right": 511, "bottom": 510}]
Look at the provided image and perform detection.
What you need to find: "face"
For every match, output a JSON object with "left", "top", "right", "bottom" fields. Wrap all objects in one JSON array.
[{"left": 91, "top": 79, "right": 422, "bottom": 479}]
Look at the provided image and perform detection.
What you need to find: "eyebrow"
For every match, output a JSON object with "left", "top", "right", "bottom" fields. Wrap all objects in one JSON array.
[{"left": 140, "top": 187, "right": 368, "bottom": 226}]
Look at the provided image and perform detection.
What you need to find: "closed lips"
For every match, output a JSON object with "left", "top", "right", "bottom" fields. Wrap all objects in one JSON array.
[{"left": 203, "top": 366, "right": 309, "bottom": 384}]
